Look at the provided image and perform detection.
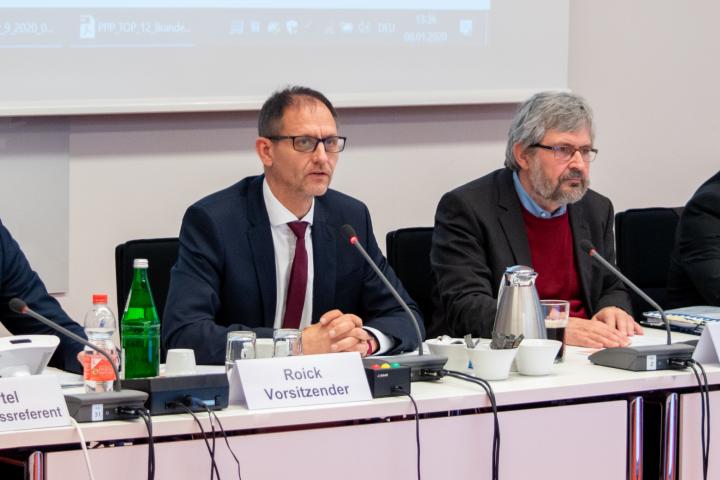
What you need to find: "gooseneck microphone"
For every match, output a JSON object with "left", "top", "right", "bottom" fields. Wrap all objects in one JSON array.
[
  {"left": 580, "top": 240, "right": 671, "bottom": 345},
  {"left": 342, "top": 224, "right": 425, "bottom": 356},
  {"left": 341, "top": 224, "right": 447, "bottom": 381},
  {"left": 9, "top": 297, "right": 123, "bottom": 391},
  {"left": 578, "top": 241, "right": 694, "bottom": 371}
]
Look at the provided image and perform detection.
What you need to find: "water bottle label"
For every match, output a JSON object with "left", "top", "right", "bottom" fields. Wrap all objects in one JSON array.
[{"left": 82, "top": 354, "right": 116, "bottom": 382}]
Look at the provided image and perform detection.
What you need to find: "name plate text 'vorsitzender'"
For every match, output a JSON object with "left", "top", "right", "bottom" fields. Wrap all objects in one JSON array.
[{"left": 229, "top": 352, "right": 371, "bottom": 409}]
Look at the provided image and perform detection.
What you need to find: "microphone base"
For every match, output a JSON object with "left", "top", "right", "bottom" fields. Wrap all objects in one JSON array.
[
  {"left": 364, "top": 365, "right": 411, "bottom": 398},
  {"left": 123, "top": 373, "right": 229, "bottom": 415},
  {"left": 364, "top": 354, "right": 448, "bottom": 382},
  {"left": 589, "top": 343, "right": 695, "bottom": 371},
  {"left": 64, "top": 389, "right": 149, "bottom": 423}
]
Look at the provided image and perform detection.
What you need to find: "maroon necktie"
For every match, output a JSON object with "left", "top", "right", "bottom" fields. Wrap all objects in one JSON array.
[{"left": 282, "top": 221, "right": 309, "bottom": 328}]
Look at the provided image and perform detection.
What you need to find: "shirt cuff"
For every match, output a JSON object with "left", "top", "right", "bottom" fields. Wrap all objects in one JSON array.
[{"left": 363, "top": 327, "right": 394, "bottom": 355}]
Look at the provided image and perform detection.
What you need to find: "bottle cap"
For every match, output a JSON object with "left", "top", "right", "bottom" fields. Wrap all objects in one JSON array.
[
  {"left": 133, "top": 258, "right": 149, "bottom": 269},
  {"left": 92, "top": 294, "right": 108, "bottom": 304}
]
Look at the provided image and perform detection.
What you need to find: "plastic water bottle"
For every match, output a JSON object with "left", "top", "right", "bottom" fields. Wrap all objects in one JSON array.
[
  {"left": 121, "top": 258, "right": 161, "bottom": 379},
  {"left": 83, "top": 293, "right": 118, "bottom": 393}
]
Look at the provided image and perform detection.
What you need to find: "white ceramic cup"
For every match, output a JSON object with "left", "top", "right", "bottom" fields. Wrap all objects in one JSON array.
[
  {"left": 467, "top": 344, "right": 518, "bottom": 380},
  {"left": 164, "top": 349, "right": 197, "bottom": 376},
  {"left": 255, "top": 338, "right": 274, "bottom": 359},
  {"left": 426, "top": 340, "right": 468, "bottom": 371},
  {"left": 515, "top": 339, "right": 562, "bottom": 376}
]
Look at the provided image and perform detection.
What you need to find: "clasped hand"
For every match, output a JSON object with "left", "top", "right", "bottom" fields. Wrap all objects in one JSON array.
[{"left": 301, "top": 309, "right": 375, "bottom": 356}]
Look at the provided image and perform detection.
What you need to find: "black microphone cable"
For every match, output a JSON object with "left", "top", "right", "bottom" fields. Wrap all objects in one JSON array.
[
  {"left": 190, "top": 397, "right": 243, "bottom": 480},
  {"left": 170, "top": 402, "right": 222, "bottom": 480},
  {"left": 687, "top": 361, "right": 707, "bottom": 479},
  {"left": 695, "top": 360, "right": 712, "bottom": 462},
  {"left": 390, "top": 386, "right": 421, "bottom": 480},
  {"left": 136, "top": 408, "right": 155, "bottom": 480},
  {"left": 116, "top": 406, "right": 155, "bottom": 480},
  {"left": 686, "top": 359, "right": 711, "bottom": 480},
  {"left": 442, "top": 369, "right": 500, "bottom": 480},
  {"left": 206, "top": 405, "right": 217, "bottom": 480}
]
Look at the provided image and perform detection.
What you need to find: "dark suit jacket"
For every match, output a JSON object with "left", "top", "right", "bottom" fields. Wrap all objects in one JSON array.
[
  {"left": 667, "top": 171, "right": 720, "bottom": 307},
  {"left": 430, "top": 168, "right": 632, "bottom": 338},
  {"left": 0, "top": 219, "right": 85, "bottom": 373},
  {"left": 162, "top": 175, "right": 423, "bottom": 364}
]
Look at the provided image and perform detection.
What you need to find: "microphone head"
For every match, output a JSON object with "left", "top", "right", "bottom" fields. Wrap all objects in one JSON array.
[
  {"left": 8, "top": 298, "right": 27, "bottom": 314},
  {"left": 580, "top": 239, "right": 596, "bottom": 255},
  {"left": 341, "top": 224, "right": 358, "bottom": 244}
]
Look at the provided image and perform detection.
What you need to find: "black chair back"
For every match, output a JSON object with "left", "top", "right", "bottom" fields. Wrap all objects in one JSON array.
[
  {"left": 115, "top": 238, "right": 179, "bottom": 324},
  {"left": 615, "top": 207, "right": 683, "bottom": 317},
  {"left": 386, "top": 227, "right": 435, "bottom": 334}
]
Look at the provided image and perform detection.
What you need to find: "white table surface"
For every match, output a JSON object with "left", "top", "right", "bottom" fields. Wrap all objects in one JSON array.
[{"left": 1, "top": 328, "right": 715, "bottom": 451}]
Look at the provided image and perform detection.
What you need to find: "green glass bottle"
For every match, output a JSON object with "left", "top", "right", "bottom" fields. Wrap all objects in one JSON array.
[{"left": 121, "top": 258, "right": 160, "bottom": 379}]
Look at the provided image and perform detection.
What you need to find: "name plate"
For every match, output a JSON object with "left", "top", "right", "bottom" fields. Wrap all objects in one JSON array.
[
  {"left": 0, "top": 375, "right": 70, "bottom": 432},
  {"left": 229, "top": 352, "right": 371, "bottom": 409},
  {"left": 693, "top": 322, "right": 720, "bottom": 364}
]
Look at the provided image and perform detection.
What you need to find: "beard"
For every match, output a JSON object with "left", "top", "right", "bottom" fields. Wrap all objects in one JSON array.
[{"left": 528, "top": 161, "right": 589, "bottom": 206}]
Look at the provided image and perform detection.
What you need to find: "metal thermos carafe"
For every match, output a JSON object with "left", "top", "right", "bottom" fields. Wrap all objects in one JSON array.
[{"left": 492, "top": 265, "right": 547, "bottom": 345}]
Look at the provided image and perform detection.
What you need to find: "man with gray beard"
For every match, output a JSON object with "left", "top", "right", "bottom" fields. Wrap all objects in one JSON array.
[{"left": 430, "top": 91, "right": 643, "bottom": 347}]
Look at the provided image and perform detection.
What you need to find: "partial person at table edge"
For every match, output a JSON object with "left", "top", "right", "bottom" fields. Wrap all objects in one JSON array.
[
  {"left": 666, "top": 170, "right": 720, "bottom": 308},
  {"left": 0, "top": 218, "right": 85, "bottom": 373}
]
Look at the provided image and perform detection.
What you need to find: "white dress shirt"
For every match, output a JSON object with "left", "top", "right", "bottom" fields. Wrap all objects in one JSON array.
[
  {"left": 263, "top": 180, "right": 315, "bottom": 329},
  {"left": 262, "top": 179, "right": 392, "bottom": 354}
]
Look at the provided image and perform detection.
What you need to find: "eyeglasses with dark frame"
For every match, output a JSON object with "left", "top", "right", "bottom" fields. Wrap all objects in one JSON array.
[
  {"left": 530, "top": 143, "right": 598, "bottom": 163},
  {"left": 266, "top": 135, "right": 347, "bottom": 153}
]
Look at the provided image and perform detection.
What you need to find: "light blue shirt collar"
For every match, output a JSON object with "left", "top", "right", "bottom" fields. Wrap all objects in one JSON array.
[{"left": 512, "top": 171, "right": 567, "bottom": 219}]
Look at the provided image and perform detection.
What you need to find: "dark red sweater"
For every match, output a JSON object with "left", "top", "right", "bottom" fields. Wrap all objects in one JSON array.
[{"left": 521, "top": 208, "right": 588, "bottom": 318}]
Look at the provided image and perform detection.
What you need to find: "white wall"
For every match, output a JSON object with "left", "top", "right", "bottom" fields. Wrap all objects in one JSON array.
[
  {"left": 62, "top": 104, "right": 515, "bottom": 320},
  {"left": 37, "top": 0, "right": 720, "bottom": 322},
  {"left": 568, "top": 0, "right": 720, "bottom": 208}
]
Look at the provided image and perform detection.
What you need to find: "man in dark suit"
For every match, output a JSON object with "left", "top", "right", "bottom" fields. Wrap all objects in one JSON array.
[
  {"left": 162, "top": 86, "right": 422, "bottom": 364},
  {"left": 0, "top": 219, "right": 85, "bottom": 372},
  {"left": 431, "top": 91, "right": 642, "bottom": 348},
  {"left": 667, "top": 171, "right": 720, "bottom": 307}
]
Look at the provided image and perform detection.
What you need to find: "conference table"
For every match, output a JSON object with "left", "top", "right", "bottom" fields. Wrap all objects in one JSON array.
[{"left": 0, "top": 329, "right": 717, "bottom": 479}]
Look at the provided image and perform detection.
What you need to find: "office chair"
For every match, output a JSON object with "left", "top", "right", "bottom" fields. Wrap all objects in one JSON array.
[
  {"left": 114, "top": 237, "right": 179, "bottom": 325},
  {"left": 614, "top": 207, "right": 683, "bottom": 318},
  {"left": 386, "top": 227, "right": 439, "bottom": 336}
]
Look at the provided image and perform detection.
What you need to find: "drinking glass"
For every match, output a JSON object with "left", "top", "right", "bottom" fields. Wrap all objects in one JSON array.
[
  {"left": 225, "top": 330, "right": 256, "bottom": 371},
  {"left": 541, "top": 300, "right": 569, "bottom": 362},
  {"left": 273, "top": 328, "right": 302, "bottom": 357}
]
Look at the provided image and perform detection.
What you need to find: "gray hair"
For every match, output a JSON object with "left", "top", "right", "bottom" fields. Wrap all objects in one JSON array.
[{"left": 504, "top": 91, "right": 595, "bottom": 171}]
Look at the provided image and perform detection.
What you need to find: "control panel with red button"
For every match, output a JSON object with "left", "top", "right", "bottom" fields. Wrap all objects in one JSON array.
[{"left": 364, "top": 362, "right": 411, "bottom": 398}]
